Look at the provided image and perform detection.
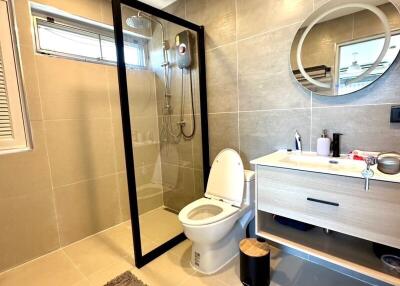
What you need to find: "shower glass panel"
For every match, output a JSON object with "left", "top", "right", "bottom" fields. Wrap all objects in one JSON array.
[{"left": 112, "top": 0, "right": 209, "bottom": 267}]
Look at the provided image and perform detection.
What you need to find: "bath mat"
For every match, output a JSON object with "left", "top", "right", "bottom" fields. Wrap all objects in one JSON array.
[{"left": 104, "top": 271, "right": 148, "bottom": 286}]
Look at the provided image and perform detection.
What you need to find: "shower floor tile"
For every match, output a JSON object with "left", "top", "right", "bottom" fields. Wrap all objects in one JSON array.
[{"left": 0, "top": 211, "right": 372, "bottom": 286}]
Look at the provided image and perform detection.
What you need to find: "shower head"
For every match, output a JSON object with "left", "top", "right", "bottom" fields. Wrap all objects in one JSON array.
[
  {"left": 126, "top": 11, "right": 168, "bottom": 51},
  {"left": 126, "top": 11, "right": 164, "bottom": 31},
  {"left": 126, "top": 14, "right": 151, "bottom": 29}
]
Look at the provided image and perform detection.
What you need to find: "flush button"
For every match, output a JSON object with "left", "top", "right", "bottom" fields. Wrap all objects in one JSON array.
[{"left": 391, "top": 106, "right": 400, "bottom": 123}]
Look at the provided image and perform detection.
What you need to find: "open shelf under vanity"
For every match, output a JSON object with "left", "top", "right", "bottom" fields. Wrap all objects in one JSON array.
[{"left": 257, "top": 211, "right": 400, "bottom": 285}]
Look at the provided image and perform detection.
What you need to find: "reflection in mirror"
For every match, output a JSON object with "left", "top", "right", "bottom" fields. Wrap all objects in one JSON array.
[
  {"left": 290, "top": 0, "right": 400, "bottom": 96},
  {"left": 121, "top": 4, "right": 204, "bottom": 256}
]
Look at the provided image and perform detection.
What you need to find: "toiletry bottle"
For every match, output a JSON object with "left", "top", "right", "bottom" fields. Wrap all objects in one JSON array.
[
  {"left": 332, "top": 133, "right": 342, "bottom": 158},
  {"left": 317, "top": 129, "right": 331, "bottom": 156}
]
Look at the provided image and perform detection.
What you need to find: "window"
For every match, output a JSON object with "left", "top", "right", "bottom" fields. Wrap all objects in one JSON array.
[
  {"left": 337, "top": 32, "right": 400, "bottom": 94},
  {"left": 31, "top": 3, "right": 148, "bottom": 67},
  {"left": 0, "top": 0, "right": 31, "bottom": 154}
]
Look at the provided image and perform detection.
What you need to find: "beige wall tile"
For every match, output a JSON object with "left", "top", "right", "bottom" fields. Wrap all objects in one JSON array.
[
  {"left": 194, "top": 169, "right": 205, "bottom": 196},
  {"left": 312, "top": 105, "right": 400, "bottom": 154},
  {"left": 54, "top": 174, "right": 121, "bottom": 245},
  {"left": 208, "top": 113, "right": 239, "bottom": 163},
  {"left": 154, "top": 67, "right": 200, "bottom": 117},
  {"left": 118, "top": 167, "right": 164, "bottom": 218},
  {"left": 292, "top": 15, "right": 353, "bottom": 70},
  {"left": 163, "top": 0, "right": 186, "bottom": 18},
  {"left": 238, "top": 24, "right": 311, "bottom": 111},
  {"left": 0, "top": 251, "right": 85, "bottom": 286},
  {"left": 117, "top": 170, "right": 163, "bottom": 219},
  {"left": 0, "top": 190, "right": 59, "bottom": 272},
  {"left": 36, "top": 56, "right": 111, "bottom": 120},
  {"left": 135, "top": 163, "right": 164, "bottom": 215},
  {"left": 14, "top": 0, "right": 35, "bottom": 48},
  {"left": 0, "top": 121, "right": 51, "bottom": 198},
  {"left": 237, "top": 0, "right": 313, "bottom": 40},
  {"left": 239, "top": 109, "right": 311, "bottom": 168},
  {"left": 135, "top": 164, "right": 162, "bottom": 186},
  {"left": 137, "top": 186, "right": 163, "bottom": 215},
  {"left": 353, "top": 3, "right": 400, "bottom": 39},
  {"left": 100, "top": 0, "right": 113, "bottom": 26},
  {"left": 45, "top": 118, "right": 116, "bottom": 187},
  {"left": 127, "top": 70, "right": 158, "bottom": 118},
  {"left": 133, "top": 142, "right": 161, "bottom": 169},
  {"left": 162, "top": 163, "right": 198, "bottom": 211},
  {"left": 186, "top": 0, "right": 236, "bottom": 49},
  {"left": 14, "top": 1, "right": 43, "bottom": 120},
  {"left": 131, "top": 116, "right": 160, "bottom": 146},
  {"left": 160, "top": 139, "right": 193, "bottom": 168},
  {"left": 106, "top": 67, "right": 121, "bottom": 121},
  {"left": 206, "top": 43, "right": 238, "bottom": 113},
  {"left": 160, "top": 117, "right": 194, "bottom": 168},
  {"left": 112, "top": 118, "right": 126, "bottom": 173},
  {"left": 19, "top": 45, "right": 43, "bottom": 121},
  {"left": 192, "top": 115, "right": 205, "bottom": 170},
  {"left": 34, "top": 0, "right": 103, "bottom": 22}
]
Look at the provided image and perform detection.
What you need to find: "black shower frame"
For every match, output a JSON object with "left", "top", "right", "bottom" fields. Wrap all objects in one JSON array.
[{"left": 111, "top": 0, "right": 210, "bottom": 268}]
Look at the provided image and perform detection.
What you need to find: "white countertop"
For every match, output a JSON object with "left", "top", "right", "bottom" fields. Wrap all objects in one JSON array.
[{"left": 250, "top": 150, "right": 400, "bottom": 184}]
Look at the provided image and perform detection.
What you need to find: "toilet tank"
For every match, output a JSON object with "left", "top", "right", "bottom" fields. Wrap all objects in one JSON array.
[{"left": 243, "top": 170, "right": 255, "bottom": 206}]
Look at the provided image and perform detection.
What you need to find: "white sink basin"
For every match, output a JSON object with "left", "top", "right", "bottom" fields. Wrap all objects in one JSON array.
[
  {"left": 250, "top": 150, "right": 400, "bottom": 184},
  {"left": 280, "top": 152, "right": 364, "bottom": 171}
]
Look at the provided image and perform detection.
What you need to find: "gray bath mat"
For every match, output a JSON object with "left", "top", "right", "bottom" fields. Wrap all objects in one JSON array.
[{"left": 104, "top": 271, "right": 148, "bottom": 286}]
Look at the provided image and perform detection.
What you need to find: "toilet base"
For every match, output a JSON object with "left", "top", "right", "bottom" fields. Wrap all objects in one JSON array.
[{"left": 189, "top": 220, "right": 245, "bottom": 274}]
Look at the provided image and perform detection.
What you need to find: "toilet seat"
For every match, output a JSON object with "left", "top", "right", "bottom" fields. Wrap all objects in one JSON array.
[
  {"left": 205, "top": 149, "right": 245, "bottom": 207},
  {"left": 179, "top": 198, "right": 239, "bottom": 226},
  {"left": 179, "top": 149, "right": 245, "bottom": 227}
]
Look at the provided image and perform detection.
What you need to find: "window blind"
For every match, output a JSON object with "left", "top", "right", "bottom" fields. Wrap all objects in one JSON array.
[
  {"left": 0, "top": 45, "right": 13, "bottom": 139},
  {"left": 0, "top": 0, "right": 31, "bottom": 153}
]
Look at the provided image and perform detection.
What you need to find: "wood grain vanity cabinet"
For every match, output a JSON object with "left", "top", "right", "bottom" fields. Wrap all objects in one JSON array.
[{"left": 252, "top": 152, "right": 400, "bottom": 285}]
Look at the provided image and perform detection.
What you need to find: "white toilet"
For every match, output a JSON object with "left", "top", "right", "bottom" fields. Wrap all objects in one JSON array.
[{"left": 178, "top": 149, "right": 255, "bottom": 274}]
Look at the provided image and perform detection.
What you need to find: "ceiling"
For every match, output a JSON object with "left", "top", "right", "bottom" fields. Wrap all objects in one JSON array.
[{"left": 140, "top": 0, "right": 177, "bottom": 9}]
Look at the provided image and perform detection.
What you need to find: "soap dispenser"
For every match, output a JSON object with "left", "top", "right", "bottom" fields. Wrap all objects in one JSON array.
[{"left": 317, "top": 129, "right": 330, "bottom": 156}]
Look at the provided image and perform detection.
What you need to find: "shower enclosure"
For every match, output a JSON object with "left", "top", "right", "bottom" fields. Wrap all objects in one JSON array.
[{"left": 111, "top": 0, "right": 209, "bottom": 267}]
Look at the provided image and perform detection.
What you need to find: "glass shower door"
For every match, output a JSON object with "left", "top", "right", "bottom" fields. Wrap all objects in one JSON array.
[{"left": 111, "top": 0, "right": 209, "bottom": 267}]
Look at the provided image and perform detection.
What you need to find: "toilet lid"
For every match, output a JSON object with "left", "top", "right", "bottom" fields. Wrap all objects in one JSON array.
[{"left": 205, "top": 149, "right": 245, "bottom": 207}]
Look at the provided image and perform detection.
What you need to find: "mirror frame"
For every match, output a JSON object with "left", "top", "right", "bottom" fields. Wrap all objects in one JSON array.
[{"left": 291, "top": 0, "right": 400, "bottom": 96}]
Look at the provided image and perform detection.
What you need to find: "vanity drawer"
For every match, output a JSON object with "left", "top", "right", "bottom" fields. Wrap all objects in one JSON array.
[{"left": 256, "top": 166, "right": 400, "bottom": 248}]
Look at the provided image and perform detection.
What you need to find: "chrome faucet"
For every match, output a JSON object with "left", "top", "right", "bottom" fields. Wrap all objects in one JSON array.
[{"left": 362, "top": 156, "right": 377, "bottom": 191}]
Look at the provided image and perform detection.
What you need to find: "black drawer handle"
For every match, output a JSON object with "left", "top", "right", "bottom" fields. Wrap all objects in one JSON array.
[{"left": 307, "top": 197, "right": 339, "bottom": 207}]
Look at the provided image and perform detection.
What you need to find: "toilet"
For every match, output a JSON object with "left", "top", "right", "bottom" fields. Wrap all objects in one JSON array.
[{"left": 178, "top": 149, "right": 255, "bottom": 274}]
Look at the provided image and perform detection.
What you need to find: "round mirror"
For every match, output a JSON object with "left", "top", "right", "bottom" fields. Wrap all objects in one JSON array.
[{"left": 290, "top": 0, "right": 400, "bottom": 96}]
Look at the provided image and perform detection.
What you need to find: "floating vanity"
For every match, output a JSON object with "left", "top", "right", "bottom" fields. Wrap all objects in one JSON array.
[{"left": 251, "top": 151, "right": 400, "bottom": 285}]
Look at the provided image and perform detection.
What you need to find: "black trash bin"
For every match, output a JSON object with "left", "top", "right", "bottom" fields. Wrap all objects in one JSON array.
[{"left": 240, "top": 238, "right": 270, "bottom": 286}]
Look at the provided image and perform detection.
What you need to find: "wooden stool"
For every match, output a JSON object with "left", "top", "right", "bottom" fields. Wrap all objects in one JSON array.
[{"left": 239, "top": 238, "right": 270, "bottom": 286}]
